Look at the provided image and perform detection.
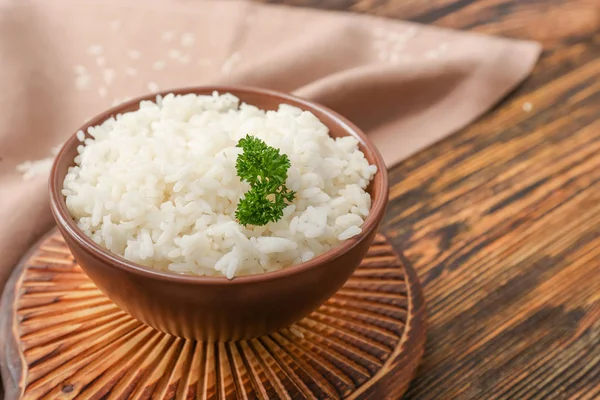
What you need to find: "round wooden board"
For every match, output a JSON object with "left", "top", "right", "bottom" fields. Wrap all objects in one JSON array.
[{"left": 0, "top": 229, "right": 425, "bottom": 400}]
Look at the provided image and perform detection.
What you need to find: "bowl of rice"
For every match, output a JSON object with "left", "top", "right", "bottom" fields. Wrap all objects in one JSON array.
[{"left": 49, "top": 86, "right": 388, "bottom": 341}]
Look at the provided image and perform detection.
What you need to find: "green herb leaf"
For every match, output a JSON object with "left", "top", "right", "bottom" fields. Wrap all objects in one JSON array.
[{"left": 235, "top": 135, "right": 295, "bottom": 226}]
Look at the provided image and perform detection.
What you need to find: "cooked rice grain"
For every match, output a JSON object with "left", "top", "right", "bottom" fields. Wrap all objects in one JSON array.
[{"left": 63, "top": 92, "right": 377, "bottom": 278}]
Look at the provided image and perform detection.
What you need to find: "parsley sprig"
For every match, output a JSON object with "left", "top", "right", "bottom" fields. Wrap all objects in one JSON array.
[{"left": 235, "top": 135, "right": 296, "bottom": 226}]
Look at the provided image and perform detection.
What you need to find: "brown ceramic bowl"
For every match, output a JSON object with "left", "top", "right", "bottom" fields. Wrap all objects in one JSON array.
[{"left": 49, "top": 86, "right": 388, "bottom": 341}]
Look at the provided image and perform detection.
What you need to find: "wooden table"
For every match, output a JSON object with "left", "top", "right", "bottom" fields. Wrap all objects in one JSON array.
[{"left": 264, "top": 1, "right": 600, "bottom": 398}]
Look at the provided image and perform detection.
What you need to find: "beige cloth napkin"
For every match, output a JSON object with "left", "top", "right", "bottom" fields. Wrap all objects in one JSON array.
[{"left": 0, "top": 0, "right": 541, "bottom": 296}]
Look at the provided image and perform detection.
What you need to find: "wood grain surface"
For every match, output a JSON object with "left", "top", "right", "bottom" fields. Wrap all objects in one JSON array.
[
  {"left": 0, "top": 231, "right": 425, "bottom": 400},
  {"left": 260, "top": 0, "right": 600, "bottom": 398}
]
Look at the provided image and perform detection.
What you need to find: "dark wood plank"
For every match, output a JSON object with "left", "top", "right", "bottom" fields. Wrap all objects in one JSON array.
[
  {"left": 261, "top": 0, "right": 600, "bottom": 47},
  {"left": 262, "top": 0, "right": 600, "bottom": 398}
]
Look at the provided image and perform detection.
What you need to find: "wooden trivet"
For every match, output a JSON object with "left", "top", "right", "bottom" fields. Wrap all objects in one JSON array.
[{"left": 0, "top": 229, "right": 425, "bottom": 400}]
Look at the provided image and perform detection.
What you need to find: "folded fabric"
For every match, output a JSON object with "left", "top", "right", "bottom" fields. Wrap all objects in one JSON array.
[{"left": 0, "top": 0, "right": 541, "bottom": 298}]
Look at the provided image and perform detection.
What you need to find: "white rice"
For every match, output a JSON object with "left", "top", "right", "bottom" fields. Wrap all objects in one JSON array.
[{"left": 63, "top": 92, "right": 377, "bottom": 278}]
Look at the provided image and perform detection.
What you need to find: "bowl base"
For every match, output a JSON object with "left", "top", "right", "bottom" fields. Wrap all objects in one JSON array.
[{"left": 0, "top": 228, "right": 425, "bottom": 400}]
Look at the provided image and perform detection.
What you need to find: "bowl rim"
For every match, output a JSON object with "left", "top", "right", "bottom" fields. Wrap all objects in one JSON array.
[{"left": 49, "top": 85, "right": 389, "bottom": 285}]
